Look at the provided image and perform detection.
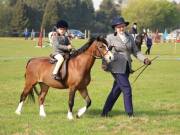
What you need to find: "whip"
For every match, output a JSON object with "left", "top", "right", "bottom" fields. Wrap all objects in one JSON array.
[{"left": 132, "top": 56, "right": 159, "bottom": 84}]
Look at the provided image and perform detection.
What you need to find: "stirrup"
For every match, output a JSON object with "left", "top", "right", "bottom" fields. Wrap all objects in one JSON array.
[{"left": 52, "top": 74, "right": 62, "bottom": 81}]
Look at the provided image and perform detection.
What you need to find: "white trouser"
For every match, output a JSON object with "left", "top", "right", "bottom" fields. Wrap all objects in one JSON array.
[
  {"left": 53, "top": 54, "right": 64, "bottom": 75},
  {"left": 132, "top": 34, "right": 138, "bottom": 40}
]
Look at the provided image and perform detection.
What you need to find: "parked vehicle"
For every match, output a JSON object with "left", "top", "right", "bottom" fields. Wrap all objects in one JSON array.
[{"left": 69, "top": 29, "right": 85, "bottom": 39}]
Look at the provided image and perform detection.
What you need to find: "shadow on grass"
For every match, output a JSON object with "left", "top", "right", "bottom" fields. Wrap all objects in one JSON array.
[
  {"left": 43, "top": 107, "right": 180, "bottom": 118},
  {"left": 86, "top": 108, "right": 180, "bottom": 117}
]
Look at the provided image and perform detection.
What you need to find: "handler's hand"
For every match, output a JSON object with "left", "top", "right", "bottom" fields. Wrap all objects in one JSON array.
[{"left": 144, "top": 58, "right": 151, "bottom": 65}]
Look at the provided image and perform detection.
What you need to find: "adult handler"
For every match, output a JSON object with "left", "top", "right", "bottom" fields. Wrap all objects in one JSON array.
[{"left": 101, "top": 16, "right": 151, "bottom": 117}]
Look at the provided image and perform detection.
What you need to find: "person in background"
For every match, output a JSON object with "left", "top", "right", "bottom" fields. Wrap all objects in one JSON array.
[
  {"left": 145, "top": 33, "right": 153, "bottom": 55},
  {"left": 51, "top": 20, "right": 72, "bottom": 81},
  {"left": 24, "top": 28, "right": 29, "bottom": 40},
  {"left": 31, "top": 29, "right": 35, "bottom": 40},
  {"left": 131, "top": 23, "right": 138, "bottom": 39},
  {"left": 101, "top": 16, "right": 151, "bottom": 118},
  {"left": 143, "top": 28, "right": 146, "bottom": 34}
]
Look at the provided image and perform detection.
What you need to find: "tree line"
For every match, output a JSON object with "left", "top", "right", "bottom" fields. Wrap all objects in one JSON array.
[{"left": 0, "top": 0, "right": 179, "bottom": 36}]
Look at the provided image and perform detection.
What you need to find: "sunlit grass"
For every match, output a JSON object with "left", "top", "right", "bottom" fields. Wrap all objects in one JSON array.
[{"left": 0, "top": 38, "right": 180, "bottom": 135}]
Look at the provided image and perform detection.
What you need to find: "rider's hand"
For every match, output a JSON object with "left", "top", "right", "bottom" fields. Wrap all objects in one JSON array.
[
  {"left": 144, "top": 58, "right": 151, "bottom": 65},
  {"left": 52, "top": 32, "right": 57, "bottom": 36},
  {"left": 67, "top": 45, "right": 72, "bottom": 50}
]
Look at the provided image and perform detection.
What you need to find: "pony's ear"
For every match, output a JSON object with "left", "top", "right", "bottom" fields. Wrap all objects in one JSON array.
[{"left": 96, "top": 35, "right": 106, "bottom": 41}]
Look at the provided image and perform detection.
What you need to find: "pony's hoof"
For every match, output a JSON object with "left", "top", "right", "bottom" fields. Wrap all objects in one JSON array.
[
  {"left": 15, "top": 110, "right": 21, "bottom": 115},
  {"left": 67, "top": 116, "right": 74, "bottom": 120},
  {"left": 67, "top": 112, "right": 74, "bottom": 120},
  {"left": 76, "top": 114, "right": 80, "bottom": 119},
  {"left": 77, "top": 106, "right": 86, "bottom": 118},
  {"left": 39, "top": 113, "right": 46, "bottom": 117}
]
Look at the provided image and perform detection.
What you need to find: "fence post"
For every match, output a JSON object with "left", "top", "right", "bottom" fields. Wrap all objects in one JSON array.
[
  {"left": 38, "top": 27, "right": 43, "bottom": 48},
  {"left": 88, "top": 30, "right": 90, "bottom": 39},
  {"left": 85, "top": 29, "right": 87, "bottom": 39}
]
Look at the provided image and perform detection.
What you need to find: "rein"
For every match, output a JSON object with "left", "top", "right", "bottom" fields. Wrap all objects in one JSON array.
[{"left": 83, "top": 41, "right": 109, "bottom": 59}]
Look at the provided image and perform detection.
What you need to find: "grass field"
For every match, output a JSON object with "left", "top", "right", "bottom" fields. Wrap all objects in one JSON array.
[{"left": 0, "top": 38, "right": 179, "bottom": 135}]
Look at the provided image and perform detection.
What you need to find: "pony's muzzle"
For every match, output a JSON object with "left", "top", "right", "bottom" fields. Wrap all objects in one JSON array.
[{"left": 105, "top": 51, "right": 114, "bottom": 63}]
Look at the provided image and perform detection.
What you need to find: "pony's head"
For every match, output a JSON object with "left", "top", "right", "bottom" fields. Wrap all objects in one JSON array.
[{"left": 93, "top": 36, "right": 114, "bottom": 63}]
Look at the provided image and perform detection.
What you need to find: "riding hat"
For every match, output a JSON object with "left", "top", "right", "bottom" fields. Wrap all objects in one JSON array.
[
  {"left": 56, "top": 20, "right": 69, "bottom": 29},
  {"left": 111, "top": 16, "right": 129, "bottom": 28}
]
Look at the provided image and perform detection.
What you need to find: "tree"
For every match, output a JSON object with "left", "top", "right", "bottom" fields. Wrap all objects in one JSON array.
[
  {"left": 0, "top": 3, "right": 13, "bottom": 36},
  {"left": 41, "top": 0, "right": 60, "bottom": 32},
  {"left": 58, "top": 0, "right": 82, "bottom": 29},
  {"left": 175, "top": 3, "right": 180, "bottom": 29},
  {"left": 122, "top": 0, "right": 180, "bottom": 32},
  {"left": 79, "top": 0, "right": 95, "bottom": 30},
  {"left": 94, "top": 0, "right": 119, "bottom": 33},
  {"left": 8, "top": 0, "right": 18, "bottom": 6},
  {"left": 10, "top": 0, "right": 30, "bottom": 36},
  {"left": 24, "top": 0, "right": 48, "bottom": 30}
]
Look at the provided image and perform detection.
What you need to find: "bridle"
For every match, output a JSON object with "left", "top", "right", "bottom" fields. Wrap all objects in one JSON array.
[
  {"left": 84, "top": 41, "right": 110, "bottom": 59},
  {"left": 96, "top": 41, "right": 110, "bottom": 59}
]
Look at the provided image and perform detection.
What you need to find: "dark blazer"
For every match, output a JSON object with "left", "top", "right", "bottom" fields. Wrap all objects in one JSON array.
[{"left": 52, "top": 35, "right": 70, "bottom": 55}]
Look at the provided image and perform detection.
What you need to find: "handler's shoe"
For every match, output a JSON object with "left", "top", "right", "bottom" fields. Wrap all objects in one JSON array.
[
  {"left": 128, "top": 112, "right": 134, "bottom": 118},
  {"left": 101, "top": 112, "right": 109, "bottom": 117}
]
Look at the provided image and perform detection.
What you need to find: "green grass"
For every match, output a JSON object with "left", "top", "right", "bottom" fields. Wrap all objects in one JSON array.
[{"left": 0, "top": 38, "right": 180, "bottom": 135}]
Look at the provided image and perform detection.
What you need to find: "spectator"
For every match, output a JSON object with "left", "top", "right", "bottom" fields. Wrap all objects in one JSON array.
[
  {"left": 31, "top": 29, "right": 35, "bottom": 40},
  {"left": 145, "top": 34, "right": 153, "bottom": 55},
  {"left": 24, "top": 28, "right": 29, "bottom": 40},
  {"left": 131, "top": 23, "right": 138, "bottom": 39}
]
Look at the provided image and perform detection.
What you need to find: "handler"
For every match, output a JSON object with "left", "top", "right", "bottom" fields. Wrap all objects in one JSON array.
[{"left": 101, "top": 16, "right": 151, "bottom": 117}]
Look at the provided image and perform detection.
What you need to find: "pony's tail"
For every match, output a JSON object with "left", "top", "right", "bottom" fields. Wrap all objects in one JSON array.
[
  {"left": 28, "top": 86, "right": 40, "bottom": 103},
  {"left": 24, "top": 58, "right": 34, "bottom": 78}
]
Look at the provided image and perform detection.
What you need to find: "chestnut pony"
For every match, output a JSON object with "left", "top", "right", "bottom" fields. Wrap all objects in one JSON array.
[{"left": 15, "top": 37, "right": 113, "bottom": 120}]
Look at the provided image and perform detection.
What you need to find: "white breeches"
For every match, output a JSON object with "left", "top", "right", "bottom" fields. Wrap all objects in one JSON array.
[
  {"left": 53, "top": 54, "right": 64, "bottom": 75},
  {"left": 132, "top": 34, "right": 138, "bottom": 40}
]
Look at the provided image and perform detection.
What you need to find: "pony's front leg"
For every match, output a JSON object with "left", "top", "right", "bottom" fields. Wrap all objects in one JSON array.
[
  {"left": 15, "top": 101, "right": 24, "bottom": 115},
  {"left": 76, "top": 88, "right": 91, "bottom": 118},
  {"left": 67, "top": 90, "right": 76, "bottom": 120}
]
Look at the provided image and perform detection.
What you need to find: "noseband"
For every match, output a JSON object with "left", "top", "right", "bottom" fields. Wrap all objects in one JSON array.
[{"left": 94, "top": 41, "right": 109, "bottom": 59}]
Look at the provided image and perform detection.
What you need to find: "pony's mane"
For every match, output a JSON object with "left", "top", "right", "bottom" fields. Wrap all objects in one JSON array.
[{"left": 70, "top": 36, "right": 107, "bottom": 58}]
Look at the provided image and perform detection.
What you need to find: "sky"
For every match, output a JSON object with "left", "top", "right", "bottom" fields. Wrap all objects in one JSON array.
[{"left": 92, "top": 0, "right": 103, "bottom": 10}]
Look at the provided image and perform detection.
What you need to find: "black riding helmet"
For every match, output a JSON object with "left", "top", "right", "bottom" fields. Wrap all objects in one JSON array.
[{"left": 56, "top": 20, "right": 69, "bottom": 29}]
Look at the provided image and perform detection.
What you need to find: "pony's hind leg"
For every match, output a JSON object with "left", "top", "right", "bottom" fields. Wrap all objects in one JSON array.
[
  {"left": 15, "top": 82, "right": 36, "bottom": 115},
  {"left": 38, "top": 83, "right": 49, "bottom": 117},
  {"left": 67, "top": 89, "right": 76, "bottom": 120},
  {"left": 76, "top": 88, "right": 91, "bottom": 118}
]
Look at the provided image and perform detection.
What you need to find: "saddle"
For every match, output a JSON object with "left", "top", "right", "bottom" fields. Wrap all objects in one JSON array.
[{"left": 49, "top": 54, "right": 70, "bottom": 80}]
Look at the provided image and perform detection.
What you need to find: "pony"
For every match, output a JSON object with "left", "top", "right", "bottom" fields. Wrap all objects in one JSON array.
[
  {"left": 15, "top": 36, "right": 113, "bottom": 120},
  {"left": 135, "top": 32, "right": 147, "bottom": 51}
]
